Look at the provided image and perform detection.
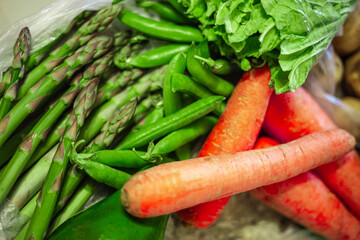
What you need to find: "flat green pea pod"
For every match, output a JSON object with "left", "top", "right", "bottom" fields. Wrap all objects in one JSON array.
[
  {"left": 118, "top": 9, "right": 203, "bottom": 43},
  {"left": 139, "top": 1, "right": 191, "bottom": 24},
  {"left": 171, "top": 73, "right": 226, "bottom": 116},
  {"left": 187, "top": 43, "right": 235, "bottom": 96},
  {"left": 48, "top": 189, "right": 168, "bottom": 240},
  {"left": 116, "top": 95, "right": 225, "bottom": 150},
  {"left": 128, "top": 44, "right": 189, "bottom": 68},
  {"left": 152, "top": 116, "right": 218, "bottom": 155}
]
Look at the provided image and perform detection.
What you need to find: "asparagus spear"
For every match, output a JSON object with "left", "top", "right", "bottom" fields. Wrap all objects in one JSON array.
[
  {"left": 0, "top": 84, "right": 79, "bottom": 205},
  {"left": 0, "top": 35, "right": 113, "bottom": 148},
  {"left": 4, "top": 48, "right": 115, "bottom": 204},
  {"left": 25, "top": 10, "right": 95, "bottom": 72},
  {"left": 78, "top": 80, "right": 151, "bottom": 147},
  {"left": 0, "top": 27, "right": 31, "bottom": 120},
  {"left": 21, "top": 48, "right": 123, "bottom": 172},
  {"left": 13, "top": 192, "right": 39, "bottom": 240},
  {"left": 94, "top": 68, "right": 144, "bottom": 107},
  {"left": 17, "top": 4, "right": 122, "bottom": 98},
  {"left": 0, "top": 114, "right": 41, "bottom": 168},
  {"left": 56, "top": 100, "right": 137, "bottom": 212},
  {"left": 7, "top": 145, "right": 57, "bottom": 210},
  {"left": 22, "top": 114, "right": 70, "bottom": 173},
  {"left": 25, "top": 78, "right": 99, "bottom": 240},
  {"left": 0, "top": 69, "right": 10, "bottom": 97},
  {"left": 49, "top": 178, "right": 98, "bottom": 234}
]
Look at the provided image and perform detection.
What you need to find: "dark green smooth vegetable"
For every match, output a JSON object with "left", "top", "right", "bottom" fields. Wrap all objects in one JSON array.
[
  {"left": 72, "top": 159, "right": 131, "bottom": 189},
  {"left": 118, "top": 9, "right": 203, "bottom": 42},
  {"left": 163, "top": 52, "right": 187, "bottom": 116},
  {"left": 128, "top": 44, "right": 189, "bottom": 68},
  {"left": 175, "top": 144, "right": 192, "bottom": 160},
  {"left": 197, "top": 40, "right": 210, "bottom": 59},
  {"left": 139, "top": 1, "right": 191, "bottom": 24},
  {"left": 166, "top": 0, "right": 188, "bottom": 15},
  {"left": 48, "top": 190, "right": 168, "bottom": 240},
  {"left": 187, "top": 43, "right": 234, "bottom": 96},
  {"left": 171, "top": 73, "right": 226, "bottom": 116},
  {"left": 152, "top": 116, "right": 217, "bottom": 155},
  {"left": 116, "top": 96, "right": 224, "bottom": 150}
]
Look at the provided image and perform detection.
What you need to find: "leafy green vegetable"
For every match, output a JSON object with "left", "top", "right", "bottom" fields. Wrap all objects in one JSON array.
[{"left": 178, "top": 0, "right": 356, "bottom": 93}]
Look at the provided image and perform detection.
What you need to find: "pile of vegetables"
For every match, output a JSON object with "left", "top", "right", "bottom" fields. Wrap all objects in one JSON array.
[{"left": 0, "top": 1, "right": 359, "bottom": 240}]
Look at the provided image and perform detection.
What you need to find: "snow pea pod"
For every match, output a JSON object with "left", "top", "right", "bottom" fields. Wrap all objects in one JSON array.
[
  {"left": 116, "top": 96, "right": 225, "bottom": 150},
  {"left": 152, "top": 116, "right": 217, "bottom": 155},
  {"left": 128, "top": 44, "right": 189, "bottom": 68},
  {"left": 163, "top": 52, "right": 187, "bottom": 116},
  {"left": 72, "top": 159, "right": 131, "bottom": 189},
  {"left": 139, "top": 1, "right": 191, "bottom": 24},
  {"left": 91, "top": 150, "right": 149, "bottom": 168},
  {"left": 118, "top": 9, "right": 203, "bottom": 42},
  {"left": 187, "top": 43, "right": 234, "bottom": 96},
  {"left": 171, "top": 73, "right": 226, "bottom": 116}
]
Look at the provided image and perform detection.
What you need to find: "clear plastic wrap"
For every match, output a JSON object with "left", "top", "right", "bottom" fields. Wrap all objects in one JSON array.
[{"left": 305, "top": 46, "right": 360, "bottom": 144}]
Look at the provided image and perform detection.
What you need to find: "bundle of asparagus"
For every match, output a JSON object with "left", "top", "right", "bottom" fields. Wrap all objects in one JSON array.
[{"left": 0, "top": 4, "right": 168, "bottom": 240}]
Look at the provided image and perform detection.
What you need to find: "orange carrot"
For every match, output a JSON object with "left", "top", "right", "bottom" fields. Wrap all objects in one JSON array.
[
  {"left": 176, "top": 65, "right": 273, "bottom": 228},
  {"left": 251, "top": 137, "right": 360, "bottom": 240},
  {"left": 121, "top": 129, "right": 355, "bottom": 219},
  {"left": 263, "top": 87, "right": 360, "bottom": 218}
]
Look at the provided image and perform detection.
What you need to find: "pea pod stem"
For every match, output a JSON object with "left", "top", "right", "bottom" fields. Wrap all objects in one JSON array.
[
  {"left": 187, "top": 43, "right": 234, "bottom": 96},
  {"left": 118, "top": 9, "right": 203, "bottom": 43},
  {"left": 194, "top": 55, "right": 237, "bottom": 75},
  {"left": 171, "top": 73, "right": 226, "bottom": 116},
  {"left": 116, "top": 96, "right": 225, "bottom": 150}
]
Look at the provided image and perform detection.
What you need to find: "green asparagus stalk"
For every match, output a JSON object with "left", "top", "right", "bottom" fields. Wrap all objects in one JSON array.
[
  {"left": 21, "top": 50, "right": 118, "bottom": 172},
  {"left": 0, "top": 69, "right": 10, "bottom": 97},
  {"left": 0, "top": 47, "right": 114, "bottom": 203},
  {"left": 0, "top": 27, "right": 31, "bottom": 120},
  {"left": 56, "top": 100, "right": 137, "bottom": 212},
  {"left": 10, "top": 102, "right": 133, "bottom": 237},
  {"left": 13, "top": 192, "right": 39, "bottom": 240},
  {"left": 78, "top": 80, "right": 151, "bottom": 147},
  {"left": 49, "top": 178, "right": 98, "bottom": 234},
  {"left": 0, "top": 86, "right": 80, "bottom": 205},
  {"left": 22, "top": 114, "right": 70, "bottom": 173},
  {"left": 0, "top": 36, "right": 113, "bottom": 148},
  {"left": 94, "top": 68, "right": 144, "bottom": 107},
  {"left": 24, "top": 78, "right": 99, "bottom": 240},
  {"left": 7, "top": 145, "right": 57, "bottom": 210},
  {"left": 17, "top": 4, "right": 122, "bottom": 98},
  {"left": 25, "top": 10, "right": 95, "bottom": 72},
  {"left": 0, "top": 115, "right": 41, "bottom": 168}
]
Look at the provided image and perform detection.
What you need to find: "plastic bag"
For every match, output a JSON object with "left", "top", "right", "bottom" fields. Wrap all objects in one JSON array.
[
  {"left": 0, "top": 0, "right": 112, "bottom": 74},
  {"left": 305, "top": 46, "right": 360, "bottom": 144}
]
